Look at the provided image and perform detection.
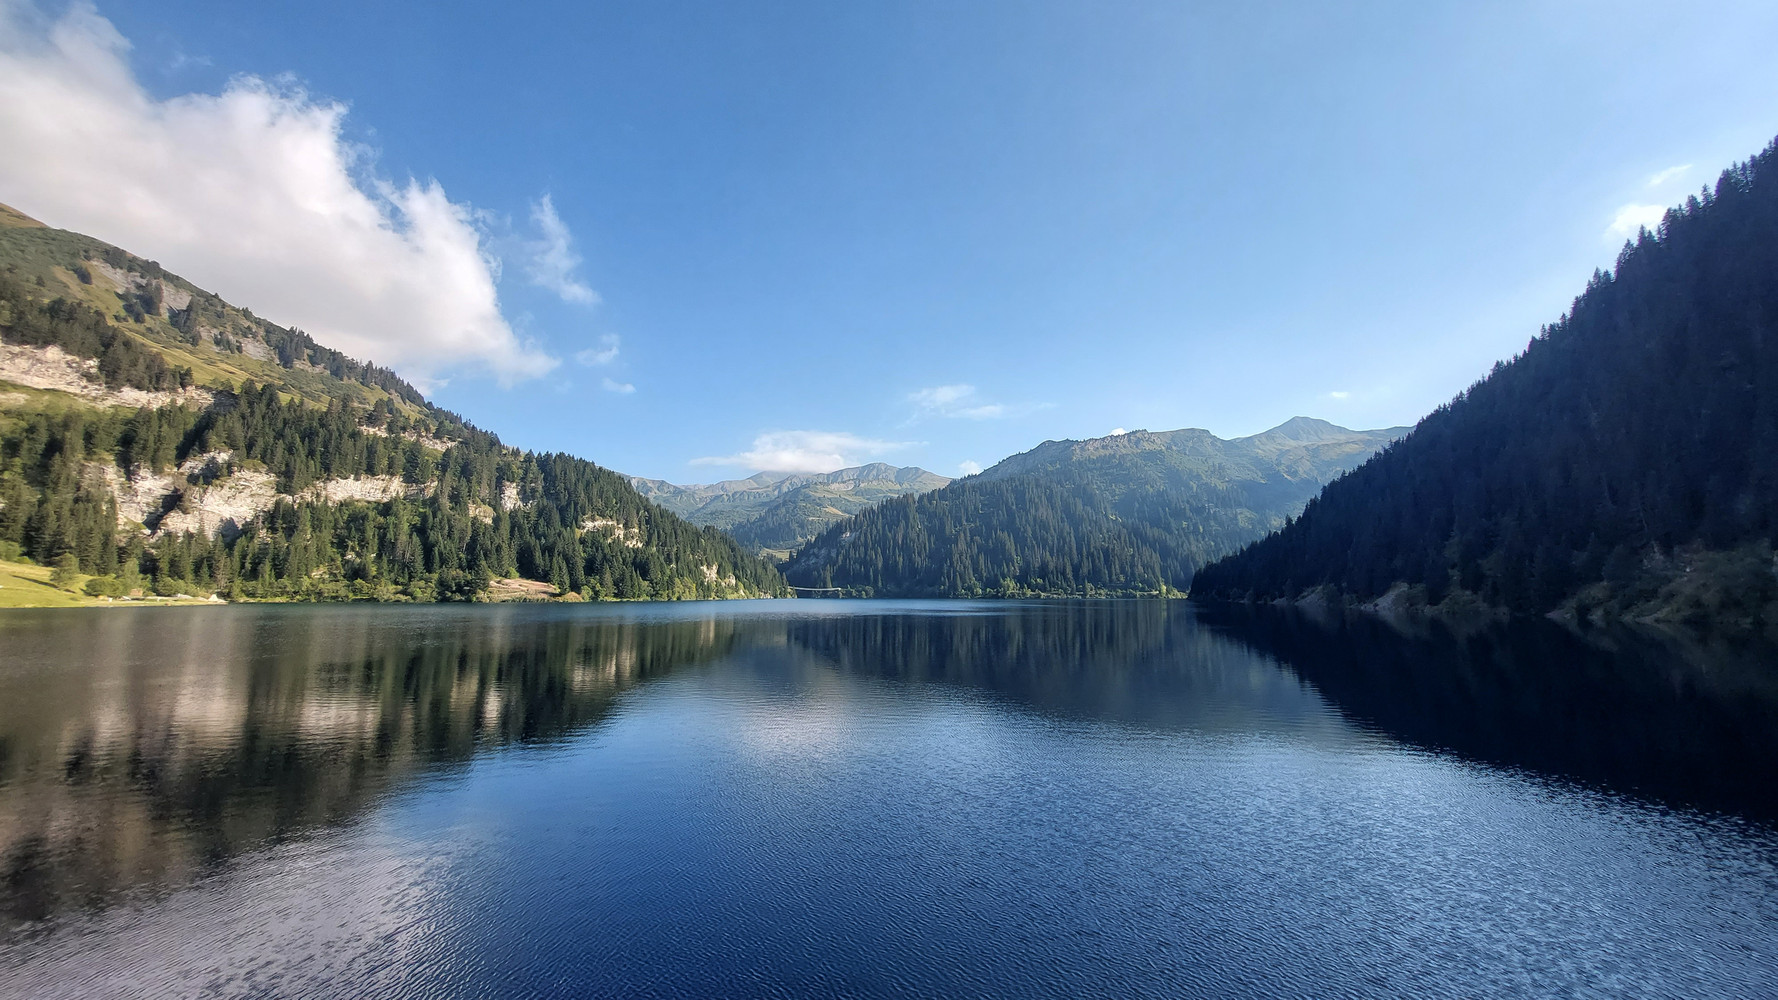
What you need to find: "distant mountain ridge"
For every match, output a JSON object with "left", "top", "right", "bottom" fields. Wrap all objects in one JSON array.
[
  {"left": 783, "top": 418, "right": 1405, "bottom": 597},
  {"left": 632, "top": 463, "right": 951, "bottom": 556}
]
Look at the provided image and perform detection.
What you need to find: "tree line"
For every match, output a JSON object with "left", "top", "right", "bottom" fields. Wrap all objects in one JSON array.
[{"left": 0, "top": 390, "right": 786, "bottom": 601}]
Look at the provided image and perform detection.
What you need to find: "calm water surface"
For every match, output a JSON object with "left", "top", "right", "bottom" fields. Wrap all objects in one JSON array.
[{"left": 1, "top": 599, "right": 1776, "bottom": 998}]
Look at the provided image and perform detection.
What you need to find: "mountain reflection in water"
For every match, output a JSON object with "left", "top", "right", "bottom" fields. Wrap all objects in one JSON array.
[
  {"left": 0, "top": 600, "right": 1775, "bottom": 998},
  {"left": 1196, "top": 603, "right": 1778, "bottom": 819},
  {"left": 0, "top": 605, "right": 740, "bottom": 922}
]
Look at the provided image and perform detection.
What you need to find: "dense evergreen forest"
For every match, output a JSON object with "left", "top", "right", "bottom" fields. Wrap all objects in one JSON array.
[
  {"left": 782, "top": 421, "right": 1398, "bottom": 597},
  {"left": 1193, "top": 139, "right": 1778, "bottom": 627},
  {"left": 784, "top": 475, "right": 1202, "bottom": 597},
  {"left": 0, "top": 236, "right": 785, "bottom": 603}
]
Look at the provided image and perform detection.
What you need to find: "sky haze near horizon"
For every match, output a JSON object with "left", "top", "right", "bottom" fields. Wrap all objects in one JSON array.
[{"left": 2, "top": 0, "right": 1776, "bottom": 481}]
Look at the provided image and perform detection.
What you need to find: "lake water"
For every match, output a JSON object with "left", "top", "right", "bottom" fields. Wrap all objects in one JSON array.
[{"left": 1, "top": 600, "right": 1776, "bottom": 998}]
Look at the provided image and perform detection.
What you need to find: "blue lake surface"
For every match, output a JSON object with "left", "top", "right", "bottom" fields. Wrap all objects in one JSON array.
[{"left": 1, "top": 599, "right": 1775, "bottom": 997}]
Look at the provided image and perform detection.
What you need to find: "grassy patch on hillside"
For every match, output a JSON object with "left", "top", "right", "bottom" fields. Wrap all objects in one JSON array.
[
  {"left": 0, "top": 559, "right": 92, "bottom": 608},
  {"left": 0, "top": 559, "right": 219, "bottom": 609}
]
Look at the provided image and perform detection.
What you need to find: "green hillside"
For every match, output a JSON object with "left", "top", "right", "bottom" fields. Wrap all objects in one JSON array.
[
  {"left": 632, "top": 463, "right": 951, "bottom": 557},
  {"left": 1192, "top": 138, "right": 1778, "bottom": 630},
  {"left": 0, "top": 204, "right": 786, "bottom": 604},
  {"left": 782, "top": 419, "right": 1402, "bottom": 597}
]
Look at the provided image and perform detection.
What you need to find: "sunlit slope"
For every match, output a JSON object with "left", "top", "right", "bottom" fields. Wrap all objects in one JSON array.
[
  {"left": 783, "top": 419, "right": 1403, "bottom": 597},
  {"left": 0, "top": 204, "right": 787, "bottom": 603}
]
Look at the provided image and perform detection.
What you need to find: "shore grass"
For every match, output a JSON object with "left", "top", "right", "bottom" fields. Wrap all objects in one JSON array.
[{"left": 0, "top": 560, "right": 217, "bottom": 609}]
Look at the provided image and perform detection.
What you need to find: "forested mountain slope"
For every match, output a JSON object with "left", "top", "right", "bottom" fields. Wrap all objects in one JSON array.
[
  {"left": 632, "top": 463, "right": 950, "bottom": 556},
  {"left": 1192, "top": 139, "right": 1778, "bottom": 629},
  {"left": 781, "top": 419, "right": 1403, "bottom": 597},
  {"left": 0, "top": 204, "right": 785, "bottom": 602}
]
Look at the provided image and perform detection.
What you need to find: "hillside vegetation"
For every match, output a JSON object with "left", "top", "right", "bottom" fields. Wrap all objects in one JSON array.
[
  {"left": 633, "top": 464, "right": 951, "bottom": 556},
  {"left": 0, "top": 205, "right": 785, "bottom": 603},
  {"left": 1192, "top": 138, "right": 1778, "bottom": 631},
  {"left": 782, "top": 419, "right": 1402, "bottom": 597}
]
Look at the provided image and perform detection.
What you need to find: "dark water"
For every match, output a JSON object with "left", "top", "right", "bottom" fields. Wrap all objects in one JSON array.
[{"left": 1, "top": 600, "right": 1776, "bottom": 998}]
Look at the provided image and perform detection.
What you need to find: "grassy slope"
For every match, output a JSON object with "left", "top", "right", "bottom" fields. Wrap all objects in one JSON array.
[
  {"left": 0, "top": 203, "right": 788, "bottom": 601},
  {"left": 0, "top": 559, "right": 214, "bottom": 608},
  {"left": 0, "top": 209, "right": 425, "bottom": 417}
]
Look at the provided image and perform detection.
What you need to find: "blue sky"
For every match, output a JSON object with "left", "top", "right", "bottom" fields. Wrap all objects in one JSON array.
[{"left": 4, "top": 1, "right": 1777, "bottom": 480}]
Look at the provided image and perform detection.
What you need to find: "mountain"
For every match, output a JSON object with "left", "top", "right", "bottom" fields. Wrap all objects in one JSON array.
[
  {"left": 0, "top": 203, "right": 786, "bottom": 602},
  {"left": 781, "top": 419, "right": 1405, "bottom": 597},
  {"left": 1192, "top": 138, "right": 1778, "bottom": 631},
  {"left": 631, "top": 463, "right": 951, "bottom": 557}
]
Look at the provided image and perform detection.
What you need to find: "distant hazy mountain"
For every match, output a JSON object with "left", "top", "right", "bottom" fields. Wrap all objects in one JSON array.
[
  {"left": 1194, "top": 138, "right": 1778, "bottom": 628},
  {"left": 631, "top": 463, "right": 951, "bottom": 556},
  {"left": 782, "top": 418, "right": 1405, "bottom": 597}
]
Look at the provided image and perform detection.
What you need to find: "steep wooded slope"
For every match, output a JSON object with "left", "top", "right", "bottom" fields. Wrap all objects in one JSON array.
[
  {"left": 1192, "top": 139, "right": 1778, "bottom": 627},
  {"left": 0, "top": 205, "right": 785, "bottom": 601}
]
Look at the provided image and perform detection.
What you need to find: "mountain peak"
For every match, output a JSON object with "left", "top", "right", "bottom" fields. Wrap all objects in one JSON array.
[{"left": 1245, "top": 416, "right": 1349, "bottom": 442}]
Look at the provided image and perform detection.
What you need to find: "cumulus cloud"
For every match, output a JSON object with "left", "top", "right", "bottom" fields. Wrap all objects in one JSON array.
[
  {"left": 692, "top": 431, "right": 915, "bottom": 474},
  {"left": 0, "top": 2, "right": 558, "bottom": 386},
  {"left": 957, "top": 459, "right": 982, "bottom": 475},
  {"left": 1646, "top": 164, "right": 1692, "bottom": 187},
  {"left": 601, "top": 377, "right": 635, "bottom": 394},
  {"left": 526, "top": 194, "right": 598, "bottom": 305},
  {"left": 1108, "top": 427, "right": 1128, "bottom": 436},
  {"left": 575, "top": 333, "right": 620, "bottom": 366},
  {"left": 1605, "top": 203, "right": 1667, "bottom": 240}
]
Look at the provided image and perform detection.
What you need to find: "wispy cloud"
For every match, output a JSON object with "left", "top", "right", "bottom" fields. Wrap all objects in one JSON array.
[
  {"left": 575, "top": 333, "right": 620, "bottom": 366},
  {"left": 526, "top": 194, "right": 599, "bottom": 305},
  {"left": 1646, "top": 164, "right": 1692, "bottom": 188},
  {"left": 1327, "top": 391, "right": 1350, "bottom": 400},
  {"left": 0, "top": 3, "right": 558, "bottom": 386},
  {"left": 601, "top": 377, "right": 635, "bottom": 394},
  {"left": 1605, "top": 203, "right": 1667, "bottom": 240},
  {"left": 907, "top": 383, "right": 1045, "bottom": 422},
  {"left": 957, "top": 459, "right": 982, "bottom": 475},
  {"left": 692, "top": 431, "right": 915, "bottom": 473}
]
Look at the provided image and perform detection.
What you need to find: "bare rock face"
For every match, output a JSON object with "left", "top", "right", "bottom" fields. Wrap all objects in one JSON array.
[
  {"left": 154, "top": 471, "right": 280, "bottom": 539},
  {"left": 91, "top": 455, "right": 430, "bottom": 541},
  {"left": 0, "top": 342, "right": 213, "bottom": 410},
  {"left": 581, "top": 517, "right": 644, "bottom": 549},
  {"left": 300, "top": 476, "right": 431, "bottom": 506}
]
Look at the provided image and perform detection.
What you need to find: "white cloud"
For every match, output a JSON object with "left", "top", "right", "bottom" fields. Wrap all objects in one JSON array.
[
  {"left": 1605, "top": 203, "right": 1667, "bottom": 240},
  {"left": 601, "top": 377, "right": 635, "bottom": 394},
  {"left": 0, "top": 2, "right": 557, "bottom": 386},
  {"left": 1327, "top": 391, "right": 1350, "bottom": 400},
  {"left": 1108, "top": 427, "right": 1128, "bottom": 436},
  {"left": 957, "top": 459, "right": 982, "bottom": 475},
  {"left": 692, "top": 430, "right": 915, "bottom": 473},
  {"left": 1646, "top": 164, "right": 1692, "bottom": 188},
  {"left": 526, "top": 194, "right": 598, "bottom": 305},
  {"left": 575, "top": 333, "right": 619, "bottom": 366},
  {"left": 907, "top": 383, "right": 1044, "bottom": 421},
  {"left": 909, "top": 383, "right": 975, "bottom": 413}
]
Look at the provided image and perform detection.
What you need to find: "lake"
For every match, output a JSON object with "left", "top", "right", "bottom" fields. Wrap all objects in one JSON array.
[{"left": 1, "top": 600, "right": 1776, "bottom": 998}]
